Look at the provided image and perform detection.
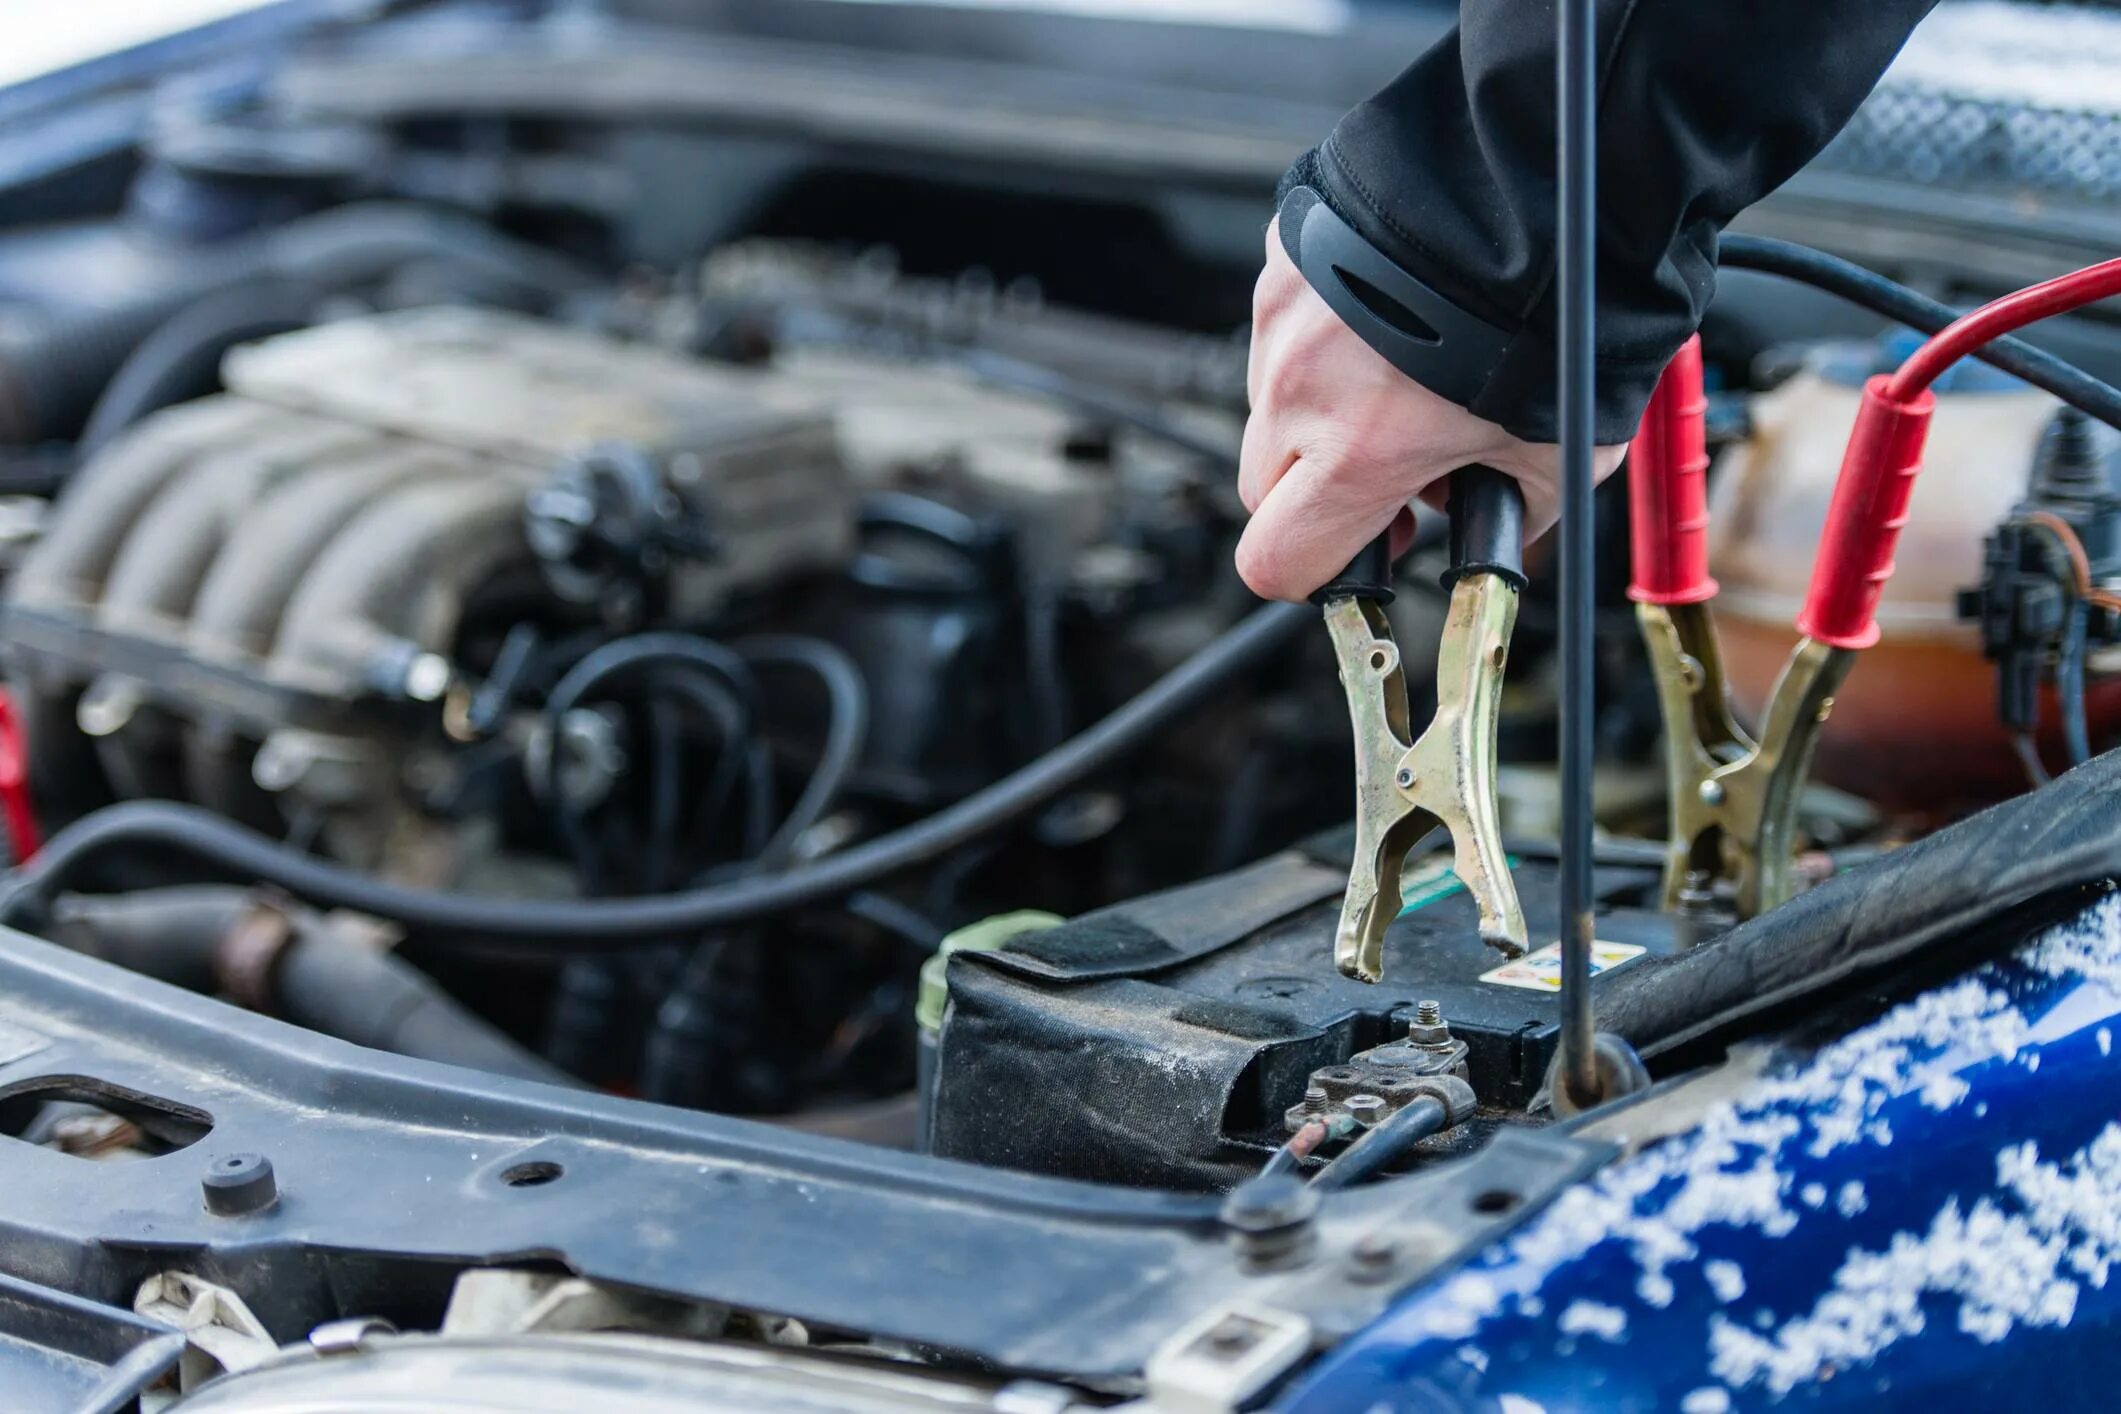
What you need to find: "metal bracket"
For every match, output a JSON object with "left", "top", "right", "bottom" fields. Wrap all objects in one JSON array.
[{"left": 1143, "top": 1302, "right": 1312, "bottom": 1414}]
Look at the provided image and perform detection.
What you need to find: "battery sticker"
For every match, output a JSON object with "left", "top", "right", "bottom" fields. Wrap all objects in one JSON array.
[
  {"left": 1398, "top": 854, "right": 1520, "bottom": 916},
  {"left": 1479, "top": 940, "right": 1646, "bottom": 992}
]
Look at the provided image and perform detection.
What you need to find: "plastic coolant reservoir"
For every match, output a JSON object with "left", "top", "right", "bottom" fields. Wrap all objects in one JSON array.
[{"left": 1709, "top": 357, "right": 2114, "bottom": 816}]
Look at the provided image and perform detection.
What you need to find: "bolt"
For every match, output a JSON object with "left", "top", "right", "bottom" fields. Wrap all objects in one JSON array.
[
  {"left": 1345, "top": 1093, "right": 1387, "bottom": 1127},
  {"left": 202, "top": 1152, "right": 277, "bottom": 1217},
  {"left": 1395, "top": 767, "right": 1416, "bottom": 789},
  {"left": 1698, "top": 778, "right": 1726, "bottom": 807},
  {"left": 1221, "top": 1174, "right": 1320, "bottom": 1272},
  {"left": 1205, "top": 1315, "right": 1258, "bottom": 1355},
  {"left": 1348, "top": 1231, "right": 1399, "bottom": 1282},
  {"left": 1401, "top": 999, "right": 1453, "bottom": 1048},
  {"left": 1676, "top": 870, "right": 1717, "bottom": 915},
  {"left": 1302, "top": 1085, "right": 1329, "bottom": 1117}
]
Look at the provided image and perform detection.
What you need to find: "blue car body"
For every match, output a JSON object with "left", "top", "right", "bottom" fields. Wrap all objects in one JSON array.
[{"left": 1283, "top": 892, "right": 2121, "bottom": 1411}]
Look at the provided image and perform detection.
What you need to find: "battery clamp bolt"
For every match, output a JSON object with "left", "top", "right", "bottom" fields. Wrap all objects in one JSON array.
[
  {"left": 1220, "top": 1174, "right": 1319, "bottom": 1272},
  {"left": 1401, "top": 998, "right": 1455, "bottom": 1049}
]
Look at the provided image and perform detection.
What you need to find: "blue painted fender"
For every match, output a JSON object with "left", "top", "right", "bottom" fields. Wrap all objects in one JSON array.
[{"left": 1281, "top": 891, "right": 2121, "bottom": 1412}]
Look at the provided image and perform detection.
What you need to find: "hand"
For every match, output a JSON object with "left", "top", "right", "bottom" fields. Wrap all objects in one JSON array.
[{"left": 1236, "top": 227, "right": 1625, "bottom": 601}]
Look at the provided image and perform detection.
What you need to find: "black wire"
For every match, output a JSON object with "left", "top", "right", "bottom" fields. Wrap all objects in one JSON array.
[
  {"left": 1308, "top": 1098, "right": 1448, "bottom": 1191},
  {"left": 687, "top": 677, "right": 755, "bottom": 850},
  {"left": 1555, "top": 0, "right": 1599, "bottom": 1110},
  {"left": 843, "top": 891, "right": 945, "bottom": 951},
  {"left": 2061, "top": 598, "right": 2092, "bottom": 767},
  {"left": 1022, "top": 584, "right": 1072, "bottom": 753},
  {"left": 541, "top": 634, "right": 764, "bottom": 891},
  {"left": 735, "top": 635, "right": 870, "bottom": 871},
  {"left": 546, "top": 633, "right": 761, "bottom": 728},
  {"left": 77, "top": 280, "right": 316, "bottom": 454},
  {"left": 2012, "top": 732, "right": 2052, "bottom": 789},
  {"left": 2, "top": 602, "right": 1312, "bottom": 947},
  {"left": 642, "top": 693, "right": 684, "bottom": 894},
  {"left": 1718, "top": 235, "right": 2121, "bottom": 434}
]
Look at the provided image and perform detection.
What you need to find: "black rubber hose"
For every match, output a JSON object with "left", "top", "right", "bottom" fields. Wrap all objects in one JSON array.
[
  {"left": 632, "top": 637, "right": 867, "bottom": 1100},
  {"left": 42, "top": 888, "right": 574, "bottom": 1086},
  {"left": 655, "top": 669, "right": 765, "bottom": 860},
  {"left": 843, "top": 891, "right": 945, "bottom": 950},
  {"left": 3, "top": 602, "right": 1311, "bottom": 947},
  {"left": 0, "top": 202, "right": 593, "bottom": 446},
  {"left": 76, "top": 279, "right": 316, "bottom": 454},
  {"left": 43, "top": 888, "right": 231, "bottom": 992},
  {"left": 541, "top": 634, "right": 763, "bottom": 891},
  {"left": 1718, "top": 235, "right": 2121, "bottom": 433},
  {"left": 1308, "top": 1097, "right": 1448, "bottom": 1192},
  {"left": 2062, "top": 598, "right": 2092, "bottom": 767},
  {"left": 0, "top": 294, "right": 199, "bottom": 445},
  {"left": 273, "top": 928, "right": 581, "bottom": 1086},
  {"left": 736, "top": 635, "right": 870, "bottom": 869},
  {"left": 642, "top": 693, "right": 686, "bottom": 894}
]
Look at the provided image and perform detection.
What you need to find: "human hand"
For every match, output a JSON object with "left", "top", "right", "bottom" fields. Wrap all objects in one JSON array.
[{"left": 1236, "top": 227, "right": 1624, "bottom": 602}]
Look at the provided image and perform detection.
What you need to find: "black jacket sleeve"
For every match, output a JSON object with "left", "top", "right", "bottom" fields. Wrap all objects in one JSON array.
[{"left": 1285, "top": 1, "right": 1939, "bottom": 443}]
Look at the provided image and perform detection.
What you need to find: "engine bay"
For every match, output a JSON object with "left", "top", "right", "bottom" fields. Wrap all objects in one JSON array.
[{"left": 0, "top": 1, "right": 2117, "bottom": 1409}]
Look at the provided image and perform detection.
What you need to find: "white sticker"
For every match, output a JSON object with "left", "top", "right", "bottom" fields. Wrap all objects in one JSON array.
[{"left": 1479, "top": 940, "right": 1645, "bottom": 992}]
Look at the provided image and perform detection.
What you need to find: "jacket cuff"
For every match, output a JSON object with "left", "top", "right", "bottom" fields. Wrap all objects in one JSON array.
[{"left": 1281, "top": 145, "right": 1675, "bottom": 446}]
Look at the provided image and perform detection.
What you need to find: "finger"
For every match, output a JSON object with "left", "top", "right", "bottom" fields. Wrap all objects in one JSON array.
[
  {"left": 1237, "top": 401, "right": 1298, "bottom": 515},
  {"left": 1235, "top": 455, "right": 1405, "bottom": 602},
  {"left": 1387, "top": 504, "right": 1420, "bottom": 561},
  {"left": 1247, "top": 228, "right": 1277, "bottom": 409},
  {"left": 1247, "top": 229, "right": 1302, "bottom": 408}
]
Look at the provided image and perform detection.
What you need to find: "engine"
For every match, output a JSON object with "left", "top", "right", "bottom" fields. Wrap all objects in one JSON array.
[
  {"left": 0, "top": 3, "right": 2118, "bottom": 1408},
  {"left": 0, "top": 240, "right": 1320, "bottom": 1115}
]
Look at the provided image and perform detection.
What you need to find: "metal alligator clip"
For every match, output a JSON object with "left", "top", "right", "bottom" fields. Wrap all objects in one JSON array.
[
  {"left": 1319, "top": 467, "right": 1530, "bottom": 984},
  {"left": 1629, "top": 335, "right": 1929, "bottom": 918}
]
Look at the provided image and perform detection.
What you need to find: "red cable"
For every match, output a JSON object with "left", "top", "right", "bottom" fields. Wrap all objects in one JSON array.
[
  {"left": 1799, "top": 255, "right": 2121, "bottom": 651},
  {"left": 1888, "top": 258, "right": 2121, "bottom": 401}
]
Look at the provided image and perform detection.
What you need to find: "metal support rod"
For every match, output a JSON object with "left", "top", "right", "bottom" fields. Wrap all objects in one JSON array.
[{"left": 1556, "top": 0, "right": 1599, "bottom": 1108}]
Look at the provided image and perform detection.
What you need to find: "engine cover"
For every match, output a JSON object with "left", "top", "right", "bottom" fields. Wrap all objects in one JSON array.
[{"left": 1, "top": 308, "right": 854, "bottom": 846}]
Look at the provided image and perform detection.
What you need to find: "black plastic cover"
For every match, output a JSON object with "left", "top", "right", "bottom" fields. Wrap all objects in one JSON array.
[
  {"left": 936, "top": 753, "right": 2121, "bottom": 1191},
  {"left": 932, "top": 847, "right": 1671, "bottom": 1190}
]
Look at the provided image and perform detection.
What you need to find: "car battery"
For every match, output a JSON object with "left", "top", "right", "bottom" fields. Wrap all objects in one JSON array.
[{"left": 926, "top": 837, "right": 1684, "bottom": 1190}]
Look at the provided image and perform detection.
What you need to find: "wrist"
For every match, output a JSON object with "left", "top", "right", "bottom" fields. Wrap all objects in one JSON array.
[{"left": 1275, "top": 183, "right": 1513, "bottom": 413}]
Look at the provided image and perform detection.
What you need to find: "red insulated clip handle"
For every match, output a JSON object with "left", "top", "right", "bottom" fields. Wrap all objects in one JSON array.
[
  {"left": 0, "top": 688, "right": 38, "bottom": 861},
  {"left": 1796, "top": 375, "right": 1935, "bottom": 651},
  {"left": 1626, "top": 336, "right": 1717, "bottom": 606}
]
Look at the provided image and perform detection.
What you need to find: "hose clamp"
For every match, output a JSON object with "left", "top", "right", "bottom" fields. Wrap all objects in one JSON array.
[{"left": 215, "top": 895, "right": 299, "bottom": 1015}]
